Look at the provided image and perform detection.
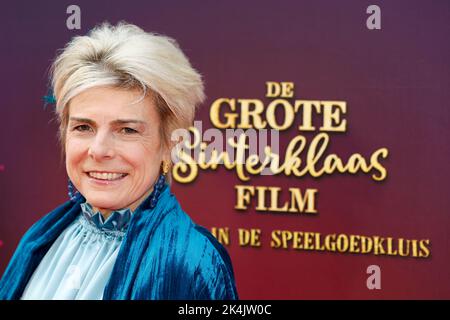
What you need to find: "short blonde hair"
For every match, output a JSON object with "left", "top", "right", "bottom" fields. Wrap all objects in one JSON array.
[{"left": 50, "top": 21, "right": 205, "bottom": 175}]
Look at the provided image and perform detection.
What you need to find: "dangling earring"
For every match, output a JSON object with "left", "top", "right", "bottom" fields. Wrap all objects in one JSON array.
[
  {"left": 162, "top": 160, "right": 170, "bottom": 176},
  {"left": 68, "top": 179, "right": 80, "bottom": 202},
  {"left": 149, "top": 161, "right": 170, "bottom": 209}
]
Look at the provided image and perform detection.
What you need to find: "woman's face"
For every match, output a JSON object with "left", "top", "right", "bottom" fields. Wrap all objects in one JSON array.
[{"left": 65, "top": 86, "right": 165, "bottom": 215}]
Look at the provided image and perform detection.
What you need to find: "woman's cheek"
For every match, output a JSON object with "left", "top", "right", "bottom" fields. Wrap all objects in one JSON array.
[
  {"left": 66, "top": 137, "right": 88, "bottom": 168},
  {"left": 126, "top": 143, "right": 160, "bottom": 178},
  {"left": 68, "top": 133, "right": 90, "bottom": 149}
]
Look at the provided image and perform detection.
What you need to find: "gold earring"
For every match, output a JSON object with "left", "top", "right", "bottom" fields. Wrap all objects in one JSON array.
[{"left": 162, "top": 161, "right": 170, "bottom": 175}]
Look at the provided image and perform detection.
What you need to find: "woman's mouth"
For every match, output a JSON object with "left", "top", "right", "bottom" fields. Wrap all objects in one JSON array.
[{"left": 87, "top": 171, "right": 128, "bottom": 181}]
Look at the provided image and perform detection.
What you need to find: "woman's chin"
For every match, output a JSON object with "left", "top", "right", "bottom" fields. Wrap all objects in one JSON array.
[{"left": 82, "top": 194, "right": 125, "bottom": 212}]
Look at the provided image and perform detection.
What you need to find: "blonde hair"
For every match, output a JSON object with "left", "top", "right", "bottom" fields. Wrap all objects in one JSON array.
[{"left": 50, "top": 21, "right": 205, "bottom": 180}]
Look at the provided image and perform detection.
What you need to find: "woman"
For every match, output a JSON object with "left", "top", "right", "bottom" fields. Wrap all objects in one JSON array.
[{"left": 0, "top": 22, "right": 238, "bottom": 300}]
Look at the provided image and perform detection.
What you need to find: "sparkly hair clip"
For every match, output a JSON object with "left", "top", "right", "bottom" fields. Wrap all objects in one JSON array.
[{"left": 43, "top": 87, "right": 56, "bottom": 109}]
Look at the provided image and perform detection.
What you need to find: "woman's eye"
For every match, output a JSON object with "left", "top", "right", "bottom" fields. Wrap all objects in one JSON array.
[
  {"left": 121, "top": 127, "right": 138, "bottom": 134},
  {"left": 74, "top": 124, "right": 92, "bottom": 132}
]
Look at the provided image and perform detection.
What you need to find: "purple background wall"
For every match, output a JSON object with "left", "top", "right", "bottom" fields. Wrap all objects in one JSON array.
[{"left": 0, "top": 0, "right": 449, "bottom": 299}]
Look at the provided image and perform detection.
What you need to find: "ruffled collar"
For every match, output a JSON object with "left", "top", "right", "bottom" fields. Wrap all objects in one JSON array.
[{"left": 80, "top": 202, "right": 132, "bottom": 233}]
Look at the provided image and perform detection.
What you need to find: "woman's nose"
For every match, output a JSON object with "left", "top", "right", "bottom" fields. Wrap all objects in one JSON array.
[{"left": 88, "top": 131, "right": 115, "bottom": 160}]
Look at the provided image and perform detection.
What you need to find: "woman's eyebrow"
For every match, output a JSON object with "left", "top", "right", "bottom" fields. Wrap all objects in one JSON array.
[
  {"left": 68, "top": 117, "right": 146, "bottom": 125},
  {"left": 111, "top": 119, "right": 146, "bottom": 125},
  {"left": 69, "top": 117, "right": 95, "bottom": 125}
]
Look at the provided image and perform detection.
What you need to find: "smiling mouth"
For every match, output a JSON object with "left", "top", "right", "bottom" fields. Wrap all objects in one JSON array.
[{"left": 86, "top": 171, "right": 128, "bottom": 181}]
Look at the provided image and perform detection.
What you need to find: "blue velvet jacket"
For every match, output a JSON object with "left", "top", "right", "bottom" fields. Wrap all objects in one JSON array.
[{"left": 0, "top": 184, "right": 238, "bottom": 300}]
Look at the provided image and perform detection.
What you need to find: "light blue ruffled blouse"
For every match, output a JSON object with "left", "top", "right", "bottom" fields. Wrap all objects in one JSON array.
[{"left": 21, "top": 203, "right": 131, "bottom": 300}]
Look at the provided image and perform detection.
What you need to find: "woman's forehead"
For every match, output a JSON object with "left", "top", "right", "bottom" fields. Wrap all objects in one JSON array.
[{"left": 68, "top": 86, "right": 156, "bottom": 121}]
